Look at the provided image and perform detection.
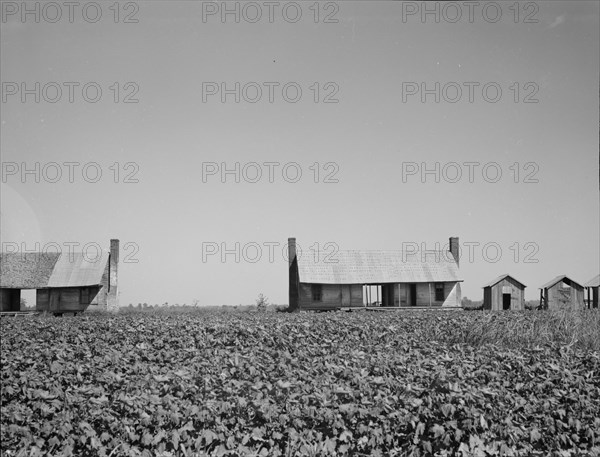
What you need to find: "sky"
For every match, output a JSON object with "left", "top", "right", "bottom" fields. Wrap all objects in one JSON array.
[{"left": 1, "top": 1, "right": 599, "bottom": 306}]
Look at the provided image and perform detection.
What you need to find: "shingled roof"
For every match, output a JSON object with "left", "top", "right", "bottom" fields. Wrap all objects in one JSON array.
[
  {"left": 482, "top": 274, "right": 526, "bottom": 289},
  {"left": 584, "top": 274, "right": 600, "bottom": 288},
  {"left": 0, "top": 251, "right": 109, "bottom": 289},
  {"left": 297, "top": 250, "right": 462, "bottom": 284},
  {"left": 539, "top": 275, "right": 583, "bottom": 290}
]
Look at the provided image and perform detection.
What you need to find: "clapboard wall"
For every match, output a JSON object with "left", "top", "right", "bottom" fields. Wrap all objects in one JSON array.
[
  {"left": 545, "top": 281, "right": 584, "bottom": 309},
  {"left": 483, "top": 276, "right": 525, "bottom": 311}
]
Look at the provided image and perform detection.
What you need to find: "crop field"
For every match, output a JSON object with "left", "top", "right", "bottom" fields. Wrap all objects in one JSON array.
[{"left": 1, "top": 310, "right": 599, "bottom": 457}]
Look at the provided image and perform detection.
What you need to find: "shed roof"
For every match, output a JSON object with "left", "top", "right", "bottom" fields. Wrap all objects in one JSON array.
[
  {"left": 297, "top": 250, "right": 462, "bottom": 284},
  {"left": 584, "top": 274, "right": 600, "bottom": 288},
  {"left": 482, "top": 274, "right": 526, "bottom": 289},
  {"left": 0, "top": 251, "right": 109, "bottom": 289},
  {"left": 539, "top": 275, "right": 583, "bottom": 290}
]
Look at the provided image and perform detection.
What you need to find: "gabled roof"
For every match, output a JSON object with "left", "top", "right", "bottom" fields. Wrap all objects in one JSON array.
[
  {"left": 0, "top": 251, "right": 109, "bottom": 289},
  {"left": 584, "top": 274, "right": 600, "bottom": 288},
  {"left": 297, "top": 250, "right": 462, "bottom": 285},
  {"left": 482, "top": 274, "right": 526, "bottom": 289},
  {"left": 539, "top": 275, "right": 583, "bottom": 290}
]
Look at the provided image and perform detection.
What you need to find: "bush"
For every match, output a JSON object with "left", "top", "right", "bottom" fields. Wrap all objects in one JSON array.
[{"left": 255, "top": 293, "right": 269, "bottom": 312}]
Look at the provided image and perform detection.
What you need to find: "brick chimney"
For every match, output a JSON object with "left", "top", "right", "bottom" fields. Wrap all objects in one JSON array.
[
  {"left": 288, "top": 237, "right": 296, "bottom": 266},
  {"left": 449, "top": 236, "right": 459, "bottom": 267},
  {"left": 107, "top": 239, "right": 119, "bottom": 311},
  {"left": 288, "top": 237, "right": 298, "bottom": 311}
]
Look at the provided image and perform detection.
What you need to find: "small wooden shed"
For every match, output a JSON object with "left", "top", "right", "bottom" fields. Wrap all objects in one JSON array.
[
  {"left": 0, "top": 239, "right": 119, "bottom": 314},
  {"left": 482, "top": 274, "right": 526, "bottom": 310},
  {"left": 539, "top": 275, "right": 584, "bottom": 310},
  {"left": 584, "top": 274, "right": 599, "bottom": 309}
]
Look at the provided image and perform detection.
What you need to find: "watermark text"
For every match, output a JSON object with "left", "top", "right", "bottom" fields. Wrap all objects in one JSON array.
[
  {"left": 201, "top": 1, "right": 339, "bottom": 23},
  {"left": 202, "top": 162, "right": 339, "bottom": 184},
  {"left": 1, "top": 1, "right": 139, "bottom": 23},
  {"left": 2, "top": 82, "right": 140, "bottom": 104},
  {"left": 401, "top": 82, "right": 539, "bottom": 104},
  {"left": 2, "top": 162, "right": 140, "bottom": 184},
  {"left": 401, "top": 162, "right": 539, "bottom": 184},
  {"left": 202, "top": 82, "right": 339, "bottom": 103}
]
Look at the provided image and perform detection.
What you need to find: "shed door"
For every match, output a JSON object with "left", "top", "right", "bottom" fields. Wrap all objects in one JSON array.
[
  {"left": 502, "top": 293, "right": 511, "bottom": 310},
  {"left": 341, "top": 285, "right": 351, "bottom": 307}
]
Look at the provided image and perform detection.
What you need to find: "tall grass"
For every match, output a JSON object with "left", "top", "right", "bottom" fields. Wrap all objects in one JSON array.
[{"left": 441, "top": 309, "right": 600, "bottom": 351}]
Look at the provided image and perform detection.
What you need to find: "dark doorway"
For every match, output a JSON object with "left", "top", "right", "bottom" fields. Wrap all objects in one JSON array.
[
  {"left": 381, "top": 284, "right": 395, "bottom": 307},
  {"left": 0, "top": 289, "right": 21, "bottom": 312},
  {"left": 410, "top": 284, "right": 417, "bottom": 306},
  {"left": 502, "top": 293, "right": 511, "bottom": 310}
]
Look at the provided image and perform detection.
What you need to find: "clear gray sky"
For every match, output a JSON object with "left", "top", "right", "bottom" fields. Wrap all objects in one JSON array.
[{"left": 1, "top": 1, "right": 598, "bottom": 306}]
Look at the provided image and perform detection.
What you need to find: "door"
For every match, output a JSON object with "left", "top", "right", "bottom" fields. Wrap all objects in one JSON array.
[
  {"left": 11, "top": 289, "right": 21, "bottom": 311},
  {"left": 2, "top": 289, "right": 21, "bottom": 312},
  {"left": 410, "top": 284, "right": 417, "bottom": 306},
  {"left": 381, "top": 285, "right": 391, "bottom": 307},
  {"left": 502, "top": 293, "right": 511, "bottom": 310},
  {"left": 49, "top": 290, "right": 60, "bottom": 312},
  {"left": 341, "top": 285, "right": 351, "bottom": 307}
]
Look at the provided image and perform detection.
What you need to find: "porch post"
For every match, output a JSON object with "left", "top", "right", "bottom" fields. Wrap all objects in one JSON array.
[{"left": 429, "top": 283, "right": 432, "bottom": 307}]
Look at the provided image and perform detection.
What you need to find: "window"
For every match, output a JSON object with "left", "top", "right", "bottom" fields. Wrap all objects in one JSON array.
[
  {"left": 38, "top": 289, "right": 49, "bottom": 303},
  {"left": 80, "top": 287, "right": 90, "bottom": 304},
  {"left": 311, "top": 284, "right": 323, "bottom": 302},
  {"left": 435, "top": 283, "right": 445, "bottom": 302}
]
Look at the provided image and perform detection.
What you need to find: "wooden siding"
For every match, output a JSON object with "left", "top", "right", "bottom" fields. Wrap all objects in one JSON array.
[
  {"left": 483, "top": 277, "right": 525, "bottom": 311},
  {"left": 398, "top": 282, "right": 461, "bottom": 307},
  {"left": 36, "top": 286, "right": 102, "bottom": 313},
  {"left": 298, "top": 283, "right": 363, "bottom": 309},
  {"left": 297, "top": 281, "right": 461, "bottom": 309},
  {"left": 88, "top": 263, "right": 109, "bottom": 310},
  {"left": 483, "top": 287, "right": 492, "bottom": 310},
  {"left": 444, "top": 282, "right": 461, "bottom": 307},
  {"left": 545, "top": 281, "right": 584, "bottom": 309}
]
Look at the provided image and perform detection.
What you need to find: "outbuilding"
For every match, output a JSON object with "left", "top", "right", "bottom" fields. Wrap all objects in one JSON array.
[
  {"left": 584, "top": 274, "right": 599, "bottom": 309},
  {"left": 539, "top": 275, "right": 584, "bottom": 310},
  {"left": 482, "top": 274, "right": 526, "bottom": 310}
]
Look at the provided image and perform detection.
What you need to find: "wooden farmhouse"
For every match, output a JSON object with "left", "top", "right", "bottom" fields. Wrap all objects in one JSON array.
[
  {"left": 584, "top": 274, "right": 599, "bottom": 309},
  {"left": 539, "top": 275, "right": 584, "bottom": 310},
  {"left": 482, "top": 274, "right": 526, "bottom": 311},
  {"left": 287, "top": 237, "right": 463, "bottom": 311},
  {"left": 0, "top": 239, "right": 119, "bottom": 314}
]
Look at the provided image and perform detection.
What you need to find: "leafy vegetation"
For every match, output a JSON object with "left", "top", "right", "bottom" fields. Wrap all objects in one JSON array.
[
  {"left": 1, "top": 310, "right": 599, "bottom": 456},
  {"left": 255, "top": 294, "right": 269, "bottom": 313}
]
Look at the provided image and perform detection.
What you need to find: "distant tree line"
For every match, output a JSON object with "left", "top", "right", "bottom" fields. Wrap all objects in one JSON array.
[
  {"left": 462, "top": 296, "right": 540, "bottom": 310},
  {"left": 121, "top": 294, "right": 285, "bottom": 313}
]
